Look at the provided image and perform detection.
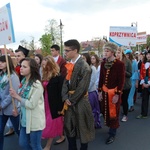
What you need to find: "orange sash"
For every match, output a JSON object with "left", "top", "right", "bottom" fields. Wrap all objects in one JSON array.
[
  {"left": 65, "top": 63, "right": 74, "bottom": 80},
  {"left": 102, "top": 85, "right": 117, "bottom": 119}
]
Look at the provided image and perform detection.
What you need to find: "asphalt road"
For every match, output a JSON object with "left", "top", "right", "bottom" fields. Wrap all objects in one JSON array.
[{"left": 4, "top": 97, "right": 150, "bottom": 150}]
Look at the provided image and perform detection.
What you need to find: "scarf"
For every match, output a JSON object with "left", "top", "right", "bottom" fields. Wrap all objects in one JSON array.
[
  {"left": 104, "top": 59, "right": 116, "bottom": 69},
  {"left": 0, "top": 72, "right": 9, "bottom": 90},
  {"left": 18, "top": 78, "right": 32, "bottom": 99},
  {"left": 65, "top": 63, "right": 74, "bottom": 80}
]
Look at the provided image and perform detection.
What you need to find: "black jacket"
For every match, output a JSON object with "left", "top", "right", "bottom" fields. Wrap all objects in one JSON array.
[{"left": 46, "top": 75, "right": 64, "bottom": 119}]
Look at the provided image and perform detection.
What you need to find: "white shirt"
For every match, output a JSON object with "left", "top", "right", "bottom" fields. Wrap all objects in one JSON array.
[
  {"left": 70, "top": 54, "right": 81, "bottom": 64},
  {"left": 53, "top": 55, "right": 59, "bottom": 62}
]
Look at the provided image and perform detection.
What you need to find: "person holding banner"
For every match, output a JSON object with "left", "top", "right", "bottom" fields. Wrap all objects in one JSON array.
[
  {"left": 10, "top": 58, "right": 45, "bottom": 150},
  {"left": 98, "top": 42, "right": 125, "bottom": 144},
  {"left": 0, "top": 55, "right": 20, "bottom": 150},
  {"left": 5, "top": 45, "right": 29, "bottom": 137}
]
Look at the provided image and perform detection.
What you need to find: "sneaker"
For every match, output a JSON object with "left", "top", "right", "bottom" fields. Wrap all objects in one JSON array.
[
  {"left": 128, "top": 106, "right": 134, "bottom": 112},
  {"left": 121, "top": 115, "right": 128, "bottom": 122},
  {"left": 136, "top": 115, "right": 147, "bottom": 119}
]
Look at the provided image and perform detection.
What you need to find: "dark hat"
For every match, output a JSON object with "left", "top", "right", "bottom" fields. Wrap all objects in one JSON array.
[{"left": 15, "top": 45, "right": 29, "bottom": 57}]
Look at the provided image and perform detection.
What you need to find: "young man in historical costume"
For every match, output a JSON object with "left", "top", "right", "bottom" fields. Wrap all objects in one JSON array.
[
  {"left": 98, "top": 42, "right": 125, "bottom": 144},
  {"left": 62, "top": 39, "right": 95, "bottom": 150}
]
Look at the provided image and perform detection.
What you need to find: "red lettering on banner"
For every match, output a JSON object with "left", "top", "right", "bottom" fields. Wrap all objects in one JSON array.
[
  {"left": 0, "top": 19, "right": 8, "bottom": 32},
  {"left": 110, "top": 32, "right": 136, "bottom": 38}
]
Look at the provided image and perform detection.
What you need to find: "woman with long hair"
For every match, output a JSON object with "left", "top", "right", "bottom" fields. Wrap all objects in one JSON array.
[
  {"left": 116, "top": 48, "right": 132, "bottom": 122},
  {"left": 91, "top": 54, "right": 101, "bottom": 89},
  {"left": 41, "top": 55, "right": 64, "bottom": 150},
  {"left": 34, "top": 53, "right": 43, "bottom": 77},
  {"left": 0, "top": 55, "right": 20, "bottom": 150},
  {"left": 10, "top": 58, "right": 45, "bottom": 150},
  {"left": 125, "top": 49, "right": 139, "bottom": 112},
  {"left": 82, "top": 53, "right": 101, "bottom": 128}
]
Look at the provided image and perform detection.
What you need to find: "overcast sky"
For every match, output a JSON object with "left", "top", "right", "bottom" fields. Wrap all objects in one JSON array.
[{"left": 0, "top": 0, "right": 150, "bottom": 50}]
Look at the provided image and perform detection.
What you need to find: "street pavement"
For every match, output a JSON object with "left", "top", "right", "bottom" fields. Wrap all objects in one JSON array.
[{"left": 4, "top": 97, "right": 150, "bottom": 150}]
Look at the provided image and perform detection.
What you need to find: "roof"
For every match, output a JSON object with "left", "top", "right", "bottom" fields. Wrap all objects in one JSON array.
[{"left": 0, "top": 48, "right": 15, "bottom": 57}]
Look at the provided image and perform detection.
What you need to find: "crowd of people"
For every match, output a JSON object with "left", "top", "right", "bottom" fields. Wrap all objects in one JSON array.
[{"left": 0, "top": 39, "right": 149, "bottom": 150}]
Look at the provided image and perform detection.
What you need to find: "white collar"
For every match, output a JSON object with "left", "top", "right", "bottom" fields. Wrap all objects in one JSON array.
[
  {"left": 53, "top": 55, "right": 59, "bottom": 62},
  {"left": 70, "top": 54, "right": 81, "bottom": 64}
]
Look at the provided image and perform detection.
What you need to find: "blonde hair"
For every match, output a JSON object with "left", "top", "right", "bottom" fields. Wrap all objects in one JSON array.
[{"left": 42, "top": 55, "right": 60, "bottom": 81}]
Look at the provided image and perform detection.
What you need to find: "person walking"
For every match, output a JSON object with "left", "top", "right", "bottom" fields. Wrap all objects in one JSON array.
[
  {"left": 137, "top": 50, "right": 150, "bottom": 119},
  {"left": 50, "top": 44, "right": 66, "bottom": 145},
  {"left": 41, "top": 56, "right": 64, "bottom": 150},
  {"left": 98, "top": 42, "right": 125, "bottom": 144},
  {"left": 82, "top": 53, "right": 101, "bottom": 128},
  {"left": 10, "top": 58, "right": 45, "bottom": 150},
  {"left": 125, "top": 49, "right": 139, "bottom": 112},
  {"left": 0, "top": 55, "right": 20, "bottom": 150},
  {"left": 62, "top": 39, "right": 95, "bottom": 150},
  {"left": 116, "top": 47, "right": 132, "bottom": 122}
]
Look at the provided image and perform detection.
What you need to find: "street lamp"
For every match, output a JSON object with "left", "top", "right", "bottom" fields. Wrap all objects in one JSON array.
[
  {"left": 131, "top": 22, "right": 137, "bottom": 27},
  {"left": 131, "top": 22, "right": 139, "bottom": 51},
  {"left": 59, "top": 19, "right": 64, "bottom": 56}
]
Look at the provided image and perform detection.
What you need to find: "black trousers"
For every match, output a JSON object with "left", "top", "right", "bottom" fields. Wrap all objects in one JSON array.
[
  {"left": 108, "top": 128, "right": 117, "bottom": 137},
  {"left": 122, "top": 89, "right": 131, "bottom": 116},
  {"left": 67, "top": 136, "right": 88, "bottom": 150},
  {"left": 141, "top": 88, "right": 150, "bottom": 116}
]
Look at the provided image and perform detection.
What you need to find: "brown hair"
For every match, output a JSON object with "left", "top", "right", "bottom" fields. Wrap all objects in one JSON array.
[
  {"left": 91, "top": 54, "right": 100, "bottom": 69},
  {"left": 42, "top": 55, "right": 60, "bottom": 81},
  {"left": 0, "top": 55, "right": 15, "bottom": 74},
  {"left": 20, "top": 57, "right": 41, "bottom": 84},
  {"left": 117, "top": 47, "right": 126, "bottom": 61}
]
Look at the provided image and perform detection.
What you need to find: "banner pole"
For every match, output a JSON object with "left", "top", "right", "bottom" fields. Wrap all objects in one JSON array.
[{"left": 4, "top": 44, "right": 16, "bottom": 110}]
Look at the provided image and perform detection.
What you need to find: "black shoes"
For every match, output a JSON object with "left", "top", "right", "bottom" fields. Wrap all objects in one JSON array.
[{"left": 106, "top": 136, "right": 115, "bottom": 144}]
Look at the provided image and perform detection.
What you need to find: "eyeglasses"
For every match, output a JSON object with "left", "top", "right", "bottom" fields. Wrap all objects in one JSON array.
[{"left": 64, "top": 49, "right": 74, "bottom": 53}]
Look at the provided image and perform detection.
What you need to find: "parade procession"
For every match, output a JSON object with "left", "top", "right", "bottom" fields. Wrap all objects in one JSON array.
[{"left": 1, "top": 1, "right": 150, "bottom": 150}]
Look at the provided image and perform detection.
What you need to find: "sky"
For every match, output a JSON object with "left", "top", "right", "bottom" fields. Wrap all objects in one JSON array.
[{"left": 0, "top": 0, "right": 150, "bottom": 50}]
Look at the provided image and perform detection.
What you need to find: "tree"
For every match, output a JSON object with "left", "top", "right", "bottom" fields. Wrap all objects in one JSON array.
[
  {"left": 39, "top": 33, "right": 52, "bottom": 56},
  {"left": 39, "top": 19, "right": 61, "bottom": 56},
  {"left": 28, "top": 36, "right": 37, "bottom": 57},
  {"left": 147, "top": 35, "right": 150, "bottom": 48},
  {"left": 20, "top": 39, "right": 28, "bottom": 48}
]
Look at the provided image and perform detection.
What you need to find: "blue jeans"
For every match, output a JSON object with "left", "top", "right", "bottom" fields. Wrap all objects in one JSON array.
[
  {"left": 0, "top": 114, "right": 20, "bottom": 150},
  {"left": 19, "top": 126, "right": 42, "bottom": 150}
]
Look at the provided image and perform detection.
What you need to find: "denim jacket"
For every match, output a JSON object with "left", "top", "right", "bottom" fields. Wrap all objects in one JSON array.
[{"left": 0, "top": 72, "right": 20, "bottom": 115}]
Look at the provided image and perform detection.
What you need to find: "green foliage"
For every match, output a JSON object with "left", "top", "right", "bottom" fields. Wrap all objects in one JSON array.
[
  {"left": 147, "top": 36, "right": 150, "bottom": 48},
  {"left": 90, "top": 51, "right": 95, "bottom": 55},
  {"left": 39, "top": 19, "right": 62, "bottom": 56},
  {"left": 39, "top": 33, "right": 52, "bottom": 56}
]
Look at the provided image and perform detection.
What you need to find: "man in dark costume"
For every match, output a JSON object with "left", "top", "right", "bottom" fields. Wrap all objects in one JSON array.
[{"left": 98, "top": 42, "right": 125, "bottom": 144}]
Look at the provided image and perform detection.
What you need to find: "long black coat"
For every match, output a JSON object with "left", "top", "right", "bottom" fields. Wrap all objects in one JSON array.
[{"left": 46, "top": 75, "right": 64, "bottom": 119}]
